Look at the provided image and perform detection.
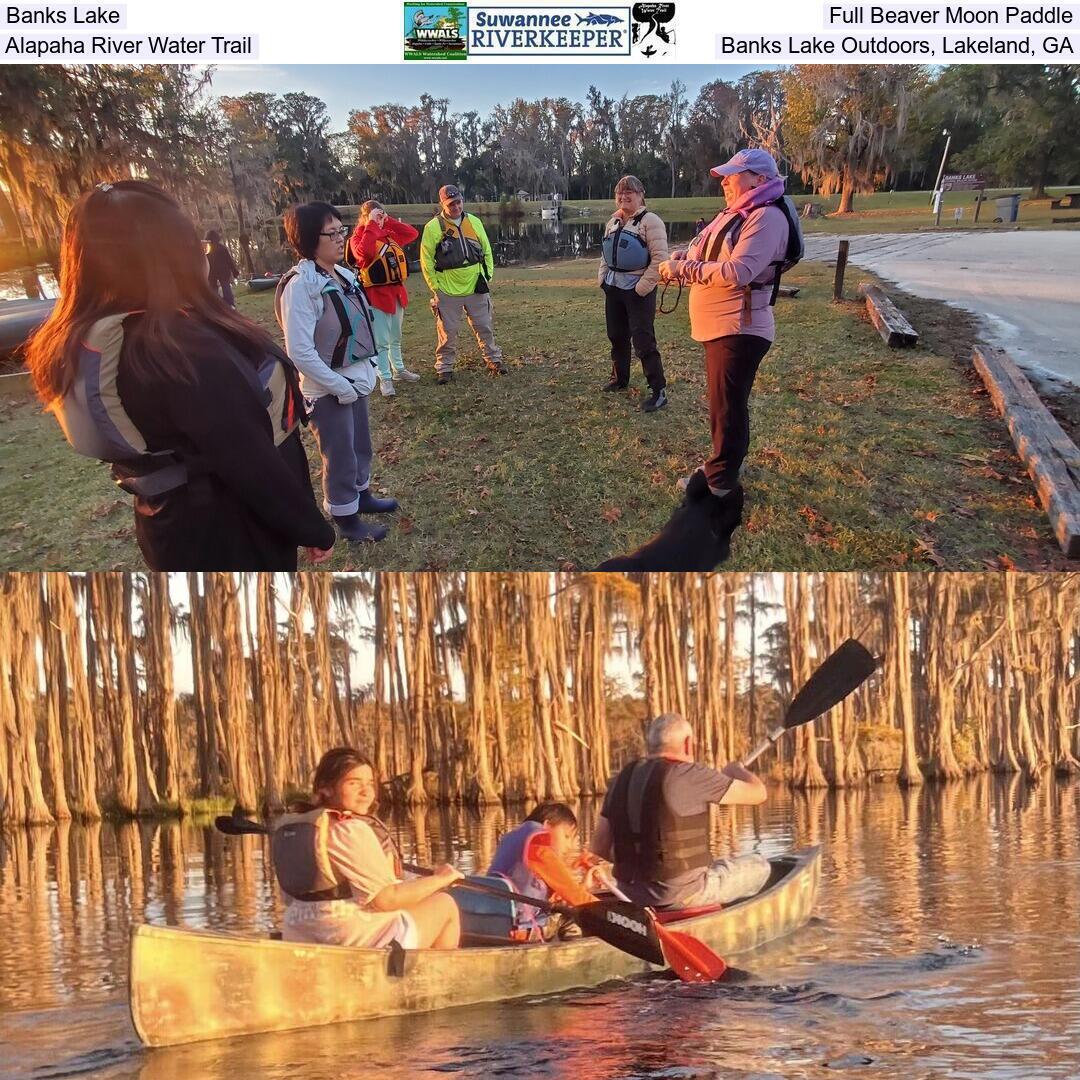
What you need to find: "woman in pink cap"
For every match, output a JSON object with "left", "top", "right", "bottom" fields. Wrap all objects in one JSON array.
[{"left": 658, "top": 148, "right": 798, "bottom": 511}]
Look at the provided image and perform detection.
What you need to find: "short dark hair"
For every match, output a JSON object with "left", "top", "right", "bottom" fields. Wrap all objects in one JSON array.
[
  {"left": 204, "top": 229, "right": 222, "bottom": 244},
  {"left": 283, "top": 201, "right": 341, "bottom": 260},
  {"left": 526, "top": 801, "right": 577, "bottom": 828}
]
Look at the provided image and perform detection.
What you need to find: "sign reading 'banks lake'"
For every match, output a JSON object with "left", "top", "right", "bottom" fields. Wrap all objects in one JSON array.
[{"left": 941, "top": 173, "right": 987, "bottom": 191}]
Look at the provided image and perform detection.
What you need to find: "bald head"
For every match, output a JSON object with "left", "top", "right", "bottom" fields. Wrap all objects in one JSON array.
[{"left": 645, "top": 713, "right": 694, "bottom": 757}]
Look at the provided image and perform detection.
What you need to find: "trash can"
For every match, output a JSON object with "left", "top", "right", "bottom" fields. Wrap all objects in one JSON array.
[{"left": 994, "top": 194, "right": 1020, "bottom": 223}]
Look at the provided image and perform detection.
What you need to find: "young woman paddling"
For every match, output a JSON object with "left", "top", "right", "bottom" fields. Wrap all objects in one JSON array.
[
  {"left": 279, "top": 748, "right": 463, "bottom": 950},
  {"left": 349, "top": 200, "right": 420, "bottom": 397},
  {"left": 26, "top": 181, "right": 335, "bottom": 571},
  {"left": 277, "top": 202, "right": 399, "bottom": 544}
]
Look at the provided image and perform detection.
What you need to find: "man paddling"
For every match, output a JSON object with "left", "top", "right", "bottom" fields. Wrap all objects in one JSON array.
[{"left": 590, "top": 713, "right": 770, "bottom": 910}]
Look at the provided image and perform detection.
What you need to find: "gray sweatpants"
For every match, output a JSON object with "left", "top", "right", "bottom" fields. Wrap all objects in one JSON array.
[
  {"left": 307, "top": 393, "right": 372, "bottom": 516},
  {"left": 689, "top": 853, "right": 772, "bottom": 906},
  {"left": 434, "top": 290, "right": 503, "bottom": 373}
]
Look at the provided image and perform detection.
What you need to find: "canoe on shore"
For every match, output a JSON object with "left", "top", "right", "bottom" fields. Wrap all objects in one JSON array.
[
  {"left": 130, "top": 846, "right": 820, "bottom": 1048},
  {"left": 246, "top": 276, "right": 282, "bottom": 292},
  {"left": 0, "top": 297, "right": 55, "bottom": 360}
]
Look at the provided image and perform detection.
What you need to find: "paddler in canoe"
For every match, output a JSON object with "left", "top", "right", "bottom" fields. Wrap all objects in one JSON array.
[
  {"left": 274, "top": 747, "right": 464, "bottom": 950},
  {"left": 487, "top": 801, "right": 583, "bottom": 941},
  {"left": 590, "top": 712, "right": 772, "bottom": 910}
]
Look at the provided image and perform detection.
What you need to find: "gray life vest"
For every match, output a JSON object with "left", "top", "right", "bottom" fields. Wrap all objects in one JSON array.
[
  {"left": 271, "top": 808, "right": 402, "bottom": 902},
  {"left": 273, "top": 266, "right": 377, "bottom": 372},
  {"left": 602, "top": 209, "right": 651, "bottom": 273},
  {"left": 50, "top": 312, "right": 302, "bottom": 498}
]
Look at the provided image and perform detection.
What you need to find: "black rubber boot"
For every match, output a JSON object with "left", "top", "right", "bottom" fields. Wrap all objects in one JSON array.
[
  {"left": 437, "top": 372, "right": 453, "bottom": 385},
  {"left": 596, "top": 473, "right": 743, "bottom": 571},
  {"left": 641, "top": 387, "right": 668, "bottom": 413},
  {"left": 356, "top": 490, "right": 399, "bottom": 514},
  {"left": 333, "top": 513, "right": 388, "bottom": 543}
]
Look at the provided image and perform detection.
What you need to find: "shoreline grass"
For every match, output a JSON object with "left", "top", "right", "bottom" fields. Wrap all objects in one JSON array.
[{"left": 0, "top": 259, "right": 1072, "bottom": 571}]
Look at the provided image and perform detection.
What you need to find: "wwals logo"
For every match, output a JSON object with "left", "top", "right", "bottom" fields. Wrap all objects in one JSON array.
[{"left": 404, "top": 3, "right": 468, "bottom": 59}]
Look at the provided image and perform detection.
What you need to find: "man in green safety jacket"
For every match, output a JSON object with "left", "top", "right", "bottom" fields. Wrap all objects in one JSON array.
[{"left": 420, "top": 184, "right": 506, "bottom": 385}]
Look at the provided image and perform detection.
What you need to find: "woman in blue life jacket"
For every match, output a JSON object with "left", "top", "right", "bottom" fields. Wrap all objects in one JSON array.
[
  {"left": 598, "top": 175, "right": 670, "bottom": 413},
  {"left": 278, "top": 203, "right": 399, "bottom": 544},
  {"left": 26, "top": 181, "right": 336, "bottom": 571},
  {"left": 488, "top": 802, "right": 581, "bottom": 940}
]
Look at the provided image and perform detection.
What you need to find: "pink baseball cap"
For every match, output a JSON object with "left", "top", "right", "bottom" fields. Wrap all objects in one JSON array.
[{"left": 710, "top": 149, "right": 781, "bottom": 179}]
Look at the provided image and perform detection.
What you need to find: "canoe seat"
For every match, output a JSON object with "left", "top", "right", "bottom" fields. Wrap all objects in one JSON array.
[
  {"left": 450, "top": 875, "right": 516, "bottom": 941},
  {"left": 654, "top": 903, "right": 724, "bottom": 924}
]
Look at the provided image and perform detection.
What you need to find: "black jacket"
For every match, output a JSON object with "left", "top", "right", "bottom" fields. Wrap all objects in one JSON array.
[{"left": 116, "top": 314, "right": 335, "bottom": 570}]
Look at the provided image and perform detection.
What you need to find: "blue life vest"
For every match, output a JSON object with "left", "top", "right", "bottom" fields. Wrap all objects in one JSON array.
[{"left": 602, "top": 209, "right": 651, "bottom": 273}]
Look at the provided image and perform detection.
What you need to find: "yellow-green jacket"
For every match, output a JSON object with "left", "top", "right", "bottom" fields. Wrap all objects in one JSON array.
[{"left": 420, "top": 212, "right": 495, "bottom": 296}]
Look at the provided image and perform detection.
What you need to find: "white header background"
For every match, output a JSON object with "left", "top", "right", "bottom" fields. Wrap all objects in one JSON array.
[{"left": 1, "top": 0, "right": 1077, "bottom": 62}]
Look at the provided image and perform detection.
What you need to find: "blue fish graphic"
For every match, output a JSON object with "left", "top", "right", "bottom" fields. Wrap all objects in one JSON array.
[{"left": 577, "top": 12, "right": 621, "bottom": 24}]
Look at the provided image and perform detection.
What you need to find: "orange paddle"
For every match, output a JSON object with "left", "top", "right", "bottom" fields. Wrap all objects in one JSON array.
[{"left": 525, "top": 832, "right": 727, "bottom": 983}]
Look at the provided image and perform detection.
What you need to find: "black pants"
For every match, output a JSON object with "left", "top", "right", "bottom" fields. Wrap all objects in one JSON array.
[
  {"left": 703, "top": 334, "right": 772, "bottom": 490},
  {"left": 603, "top": 283, "right": 665, "bottom": 391}
]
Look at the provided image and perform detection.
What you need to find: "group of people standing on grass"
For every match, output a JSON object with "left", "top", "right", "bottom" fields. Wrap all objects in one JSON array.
[{"left": 26, "top": 147, "right": 797, "bottom": 572}]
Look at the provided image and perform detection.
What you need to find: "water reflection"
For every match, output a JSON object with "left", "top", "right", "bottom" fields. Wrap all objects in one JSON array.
[{"left": 2, "top": 779, "right": 1079, "bottom": 1079}]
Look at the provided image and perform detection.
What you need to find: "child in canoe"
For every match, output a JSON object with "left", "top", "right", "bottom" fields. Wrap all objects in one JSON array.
[{"left": 488, "top": 802, "right": 582, "bottom": 940}]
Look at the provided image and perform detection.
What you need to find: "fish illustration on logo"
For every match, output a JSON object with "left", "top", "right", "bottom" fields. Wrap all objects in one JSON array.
[{"left": 577, "top": 12, "right": 621, "bottom": 24}]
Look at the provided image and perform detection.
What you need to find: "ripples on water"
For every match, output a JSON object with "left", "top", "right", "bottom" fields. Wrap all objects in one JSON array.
[{"left": 2, "top": 777, "right": 1078, "bottom": 1079}]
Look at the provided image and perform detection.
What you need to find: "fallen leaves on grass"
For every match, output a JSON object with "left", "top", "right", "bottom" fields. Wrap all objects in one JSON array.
[
  {"left": 90, "top": 498, "right": 126, "bottom": 519},
  {"left": 913, "top": 535, "right": 945, "bottom": 567},
  {"left": 601, "top": 505, "right": 623, "bottom": 523}
]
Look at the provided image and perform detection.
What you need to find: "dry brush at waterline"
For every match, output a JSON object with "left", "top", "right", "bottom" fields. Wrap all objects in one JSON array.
[{"left": 1, "top": 572, "right": 1078, "bottom": 826}]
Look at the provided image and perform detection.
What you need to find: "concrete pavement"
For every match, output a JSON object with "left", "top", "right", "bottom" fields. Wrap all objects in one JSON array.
[{"left": 804, "top": 231, "right": 1080, "bottom": 390}]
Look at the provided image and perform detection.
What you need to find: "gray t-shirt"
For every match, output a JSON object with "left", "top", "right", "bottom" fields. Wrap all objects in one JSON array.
[{"left": 601, "top": 759, "right": 732, "bottom": 909}]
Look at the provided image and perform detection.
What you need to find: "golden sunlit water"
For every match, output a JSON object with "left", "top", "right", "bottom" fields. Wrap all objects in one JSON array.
[{"left": 2, "top": 777, "right": 1079, "bottom": 1079}]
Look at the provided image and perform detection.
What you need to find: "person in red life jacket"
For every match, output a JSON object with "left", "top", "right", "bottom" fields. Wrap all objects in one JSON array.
[
  {"left": 348, "top": 201, "right": 422, "bottom": 398},
  {"left": 26, "top": 181, "right": 336, "bottom": 571},
  {"left": 488, "top": 802, "right": 582, "bottom": 941},
  {"left": 590, "top": 712, "right": 771, "bottom": 911},
  {"left": 278, "top": 747, "right": 463, "bottom": 950}
]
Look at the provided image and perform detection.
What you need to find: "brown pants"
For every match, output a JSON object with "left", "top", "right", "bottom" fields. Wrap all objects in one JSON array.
[{"left": 433, "top": 291, "right": 503, "bottom": 373}]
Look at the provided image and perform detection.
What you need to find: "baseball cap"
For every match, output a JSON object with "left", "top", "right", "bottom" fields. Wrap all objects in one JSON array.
[
  {"left": 710, "top": 149, "right": 781, "bottom": 179},
  {"left": 438, "top": 185, "right": 463, "bottom": 202}
]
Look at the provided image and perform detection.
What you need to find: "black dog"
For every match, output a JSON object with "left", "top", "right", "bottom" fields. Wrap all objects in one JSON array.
[{"left": 597, "top": 471, "right": 743, "bottom": 571}]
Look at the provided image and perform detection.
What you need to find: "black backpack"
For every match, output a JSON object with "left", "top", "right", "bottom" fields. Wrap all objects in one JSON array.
[{"left": 700, "top": 195, "right": 804, "bottom": 305}]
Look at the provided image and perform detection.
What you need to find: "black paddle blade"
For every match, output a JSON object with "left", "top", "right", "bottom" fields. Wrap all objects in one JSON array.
[
  {"left": 784, "top": 639, "right": 877, "bottom": 729},
  {"left": 214, "top": 815, "right": 269, "bottom": 836},
  {"left": 574, "top": 901, "right": 665, "bottom": 966}
]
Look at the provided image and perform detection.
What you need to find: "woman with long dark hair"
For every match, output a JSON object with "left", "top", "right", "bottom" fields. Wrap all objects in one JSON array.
[
  {"left": 278, "top": 747, "right": 462, "bottom": 950},
  {"left": 26, "top": 180, "right": 335, "bottom": 570}
]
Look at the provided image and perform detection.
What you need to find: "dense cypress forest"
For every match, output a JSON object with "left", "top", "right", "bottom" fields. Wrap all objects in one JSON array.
[{"left": 0, "top": 572, "right": 1076, "bottom": 826}]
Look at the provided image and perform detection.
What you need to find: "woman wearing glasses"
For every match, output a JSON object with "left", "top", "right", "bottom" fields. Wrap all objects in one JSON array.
[{"left": 276, "top": 202, "right": 399, "bottom": 544}]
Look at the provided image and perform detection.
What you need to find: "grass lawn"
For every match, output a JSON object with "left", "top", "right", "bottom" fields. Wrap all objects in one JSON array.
[{"left": 0, "top": 259, "right": 1071, "bottom": 571}]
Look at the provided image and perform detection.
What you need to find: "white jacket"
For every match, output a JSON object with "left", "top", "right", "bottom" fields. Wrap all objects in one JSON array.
[{"left": 277, "top": 260, "right": 377, "bottom": 400}]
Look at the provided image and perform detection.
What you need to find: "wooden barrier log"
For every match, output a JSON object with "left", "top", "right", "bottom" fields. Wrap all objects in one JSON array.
[
  {"left": 857, "top": 282, "right": 919, "bottom": 348},
  {"left": 972, "top": 344, "right": 1080, "bottom": 558}
]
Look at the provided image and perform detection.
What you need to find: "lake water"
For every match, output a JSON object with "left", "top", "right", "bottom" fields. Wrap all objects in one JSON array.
[{"left": 2, "top": 777, "right": 1078, "bottom": 1079}]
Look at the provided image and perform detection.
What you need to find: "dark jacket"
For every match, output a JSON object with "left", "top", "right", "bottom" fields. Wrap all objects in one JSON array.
[
  {"left": 207, "top": 243, "right": 240, "bottom": 287},
  {"left": 115, "top": 314, "right": 334, "bottom": 570}
]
